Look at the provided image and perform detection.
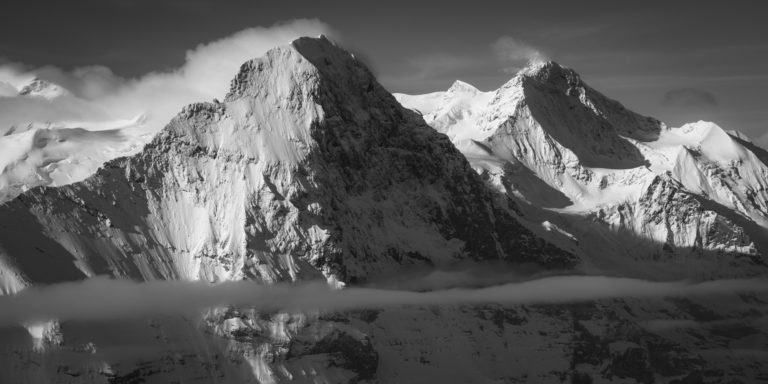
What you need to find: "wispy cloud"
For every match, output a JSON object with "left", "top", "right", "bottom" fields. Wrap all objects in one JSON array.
[
  {"left": 662, "top": 88, "right": 719, "bottom": 109},
  {"left": 491, "top": 36, "right": 549, "bottom": 73},
  {"left": 1, "top": 275, "right": 766, "bottom": 327}
]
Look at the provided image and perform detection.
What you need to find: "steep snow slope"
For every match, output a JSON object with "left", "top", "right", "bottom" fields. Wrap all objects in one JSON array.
[{"left": 396, "top": 62, "right": 767, "bottom": 278}]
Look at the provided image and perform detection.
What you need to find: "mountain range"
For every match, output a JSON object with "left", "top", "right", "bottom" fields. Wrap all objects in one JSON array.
[{"left": 1, "top": 36, "right": 767, "bottom": 383}]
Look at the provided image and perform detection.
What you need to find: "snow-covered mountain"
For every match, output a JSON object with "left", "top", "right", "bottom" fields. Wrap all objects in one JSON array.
[
  {"left": 0, "top": 77, "right": 152, "bottom": 204},
  {"left": 17, "top": 78, "right": 71, "bottom": 100},
  {"left": 0, "top": 114, "right": 149, "bottom": 204},
  {"left": 0, "top": 38, "right": 767, "bottom": 383},
  {"left": 396, "top": 61, "right": 768, "bottom": 279},
  {"left": 0, "top": 36, "right": 571, "bottom": 295}
]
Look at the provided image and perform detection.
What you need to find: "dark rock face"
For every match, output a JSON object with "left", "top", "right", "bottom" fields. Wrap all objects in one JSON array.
[{"left": 304, "top": 332, "right": 378, "bottom": 383}]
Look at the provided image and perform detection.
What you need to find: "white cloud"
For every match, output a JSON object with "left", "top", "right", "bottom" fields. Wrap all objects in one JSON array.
[
  {"left": 0, "top": 81, "right": 19, "bottom": 97},
  {"left": 0, "top": 19, "right": 334, "bottom": 136},
  {"left": 491, "top": 36, "right": 548, "bottom": 73},
  {"left": 0, "top": 274, "right": 765, "bottom": 326}
]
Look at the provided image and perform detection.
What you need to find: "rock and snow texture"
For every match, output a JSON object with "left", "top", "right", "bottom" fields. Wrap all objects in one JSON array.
[
  {"left": 1, "top": 38, "right": 767, "bottom": 384},
  {"left": 0, "top": 36, "right": 572, "bottom": 293},
  {"left": 17, "top": 78, "right": 71, "bottom": 99},
  {"left": 396, "top": 61, "right": 768, "bottom": 278}
]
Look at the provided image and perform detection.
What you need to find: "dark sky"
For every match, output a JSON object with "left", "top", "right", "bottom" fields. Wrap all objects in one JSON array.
[{"left": 3, "top": 0, "right": 767, "bottom": 141}]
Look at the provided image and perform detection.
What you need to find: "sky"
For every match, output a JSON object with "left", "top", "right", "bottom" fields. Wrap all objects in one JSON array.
[{"left": 1, "top": 0, "right": 767, "bottom": 143}]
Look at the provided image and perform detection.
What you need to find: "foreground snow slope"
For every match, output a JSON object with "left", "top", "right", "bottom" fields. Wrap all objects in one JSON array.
[{"left": 396, "top": 61, "right": 767, "bottom": 279}]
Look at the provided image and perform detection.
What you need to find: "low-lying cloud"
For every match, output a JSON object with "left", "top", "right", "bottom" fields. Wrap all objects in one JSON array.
[
  {"left": 662, "top": 88, "right": 719, "bottom": 108},
  {"left": 1, "top": 275, "right": 766, "bottom": 327}
]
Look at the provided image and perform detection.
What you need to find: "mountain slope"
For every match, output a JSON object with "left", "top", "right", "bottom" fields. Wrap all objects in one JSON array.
[
  {"left": 0, "top": 36, "right": 572, "bottom": 294},
  {"left": 395, "top": 61, "right": 767, "bottom": 278}
]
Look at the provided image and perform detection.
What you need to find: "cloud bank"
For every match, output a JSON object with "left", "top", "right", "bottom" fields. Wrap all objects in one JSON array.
[{"left": 1, "top": 275, "right": 766, "bottom": 327}]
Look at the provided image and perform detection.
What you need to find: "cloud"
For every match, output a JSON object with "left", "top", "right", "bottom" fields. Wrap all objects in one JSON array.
[
  {"left": 0, "top": 81, "right": 19, "bottom": 97},
  {"left": 0, "top": 275, "right": 766, "bottom": 327},
  {"left": 0, "top": 19, "right": 334, "bottom": 135},
  {"left": 662, "top": 88, "right": 719, "bottom": 108},
  {"left": 407, "top": 54, "right": 484, "bottom": 79},
  {"left": 492, "top": 36, "right": 548, "bottom": 73}
]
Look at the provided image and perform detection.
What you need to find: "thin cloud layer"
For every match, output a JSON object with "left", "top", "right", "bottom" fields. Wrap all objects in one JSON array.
[
  {"left": 662, "top": 88, "right": 719, "bottom": 109},
  {"left": 1, "top": 275, "right": 766, "bottom": 327}
]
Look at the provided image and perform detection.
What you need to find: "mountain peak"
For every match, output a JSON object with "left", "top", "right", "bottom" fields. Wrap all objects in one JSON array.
[
  {"left": 225, "top": 35, "right": 381, "bottom": 106},
  {"left": 517, "top": 60, "right": 583, "bottom": 90},
  {"left": 447, "top": 80, "right": 480, "bottom": 95},
  {"left": 18, "top": 78, "right": 70, "bottom": 100},
  {"left": 518, "top": 59, "right": 566, "bottom": 73}
]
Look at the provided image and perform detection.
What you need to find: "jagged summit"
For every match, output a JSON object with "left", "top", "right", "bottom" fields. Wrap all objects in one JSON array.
[
  {"left": 227, "top": 35, "right": 383, "bottom": 104},
  {"left": 491, "top": 60, "right": 578, "bottom": 90},
  {"left": 517, "top": 60, "right": 573, "bottom": 77},
  {"left": 515, "top": 61, "right": 587, "bottom": 96},
  {"left": 395, "top": 58, "right": 661, "bottom": 172},
  {"left": 172, "top": 35, "right": 415, "bottom": 165},
  {"left": 447, "top": 80, "right": 481, "bottom": 95},
  {"left": 17, "top": 77, "right": 70, "bottom": 99}
]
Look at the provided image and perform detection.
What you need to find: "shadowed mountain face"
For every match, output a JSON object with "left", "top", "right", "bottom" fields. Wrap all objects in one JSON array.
[
  {"left": 0, "top": 38, "right": 767, "bottom": 383},
  {"left": 520, "top": 62, "right": 658, "bottom": 169}
]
